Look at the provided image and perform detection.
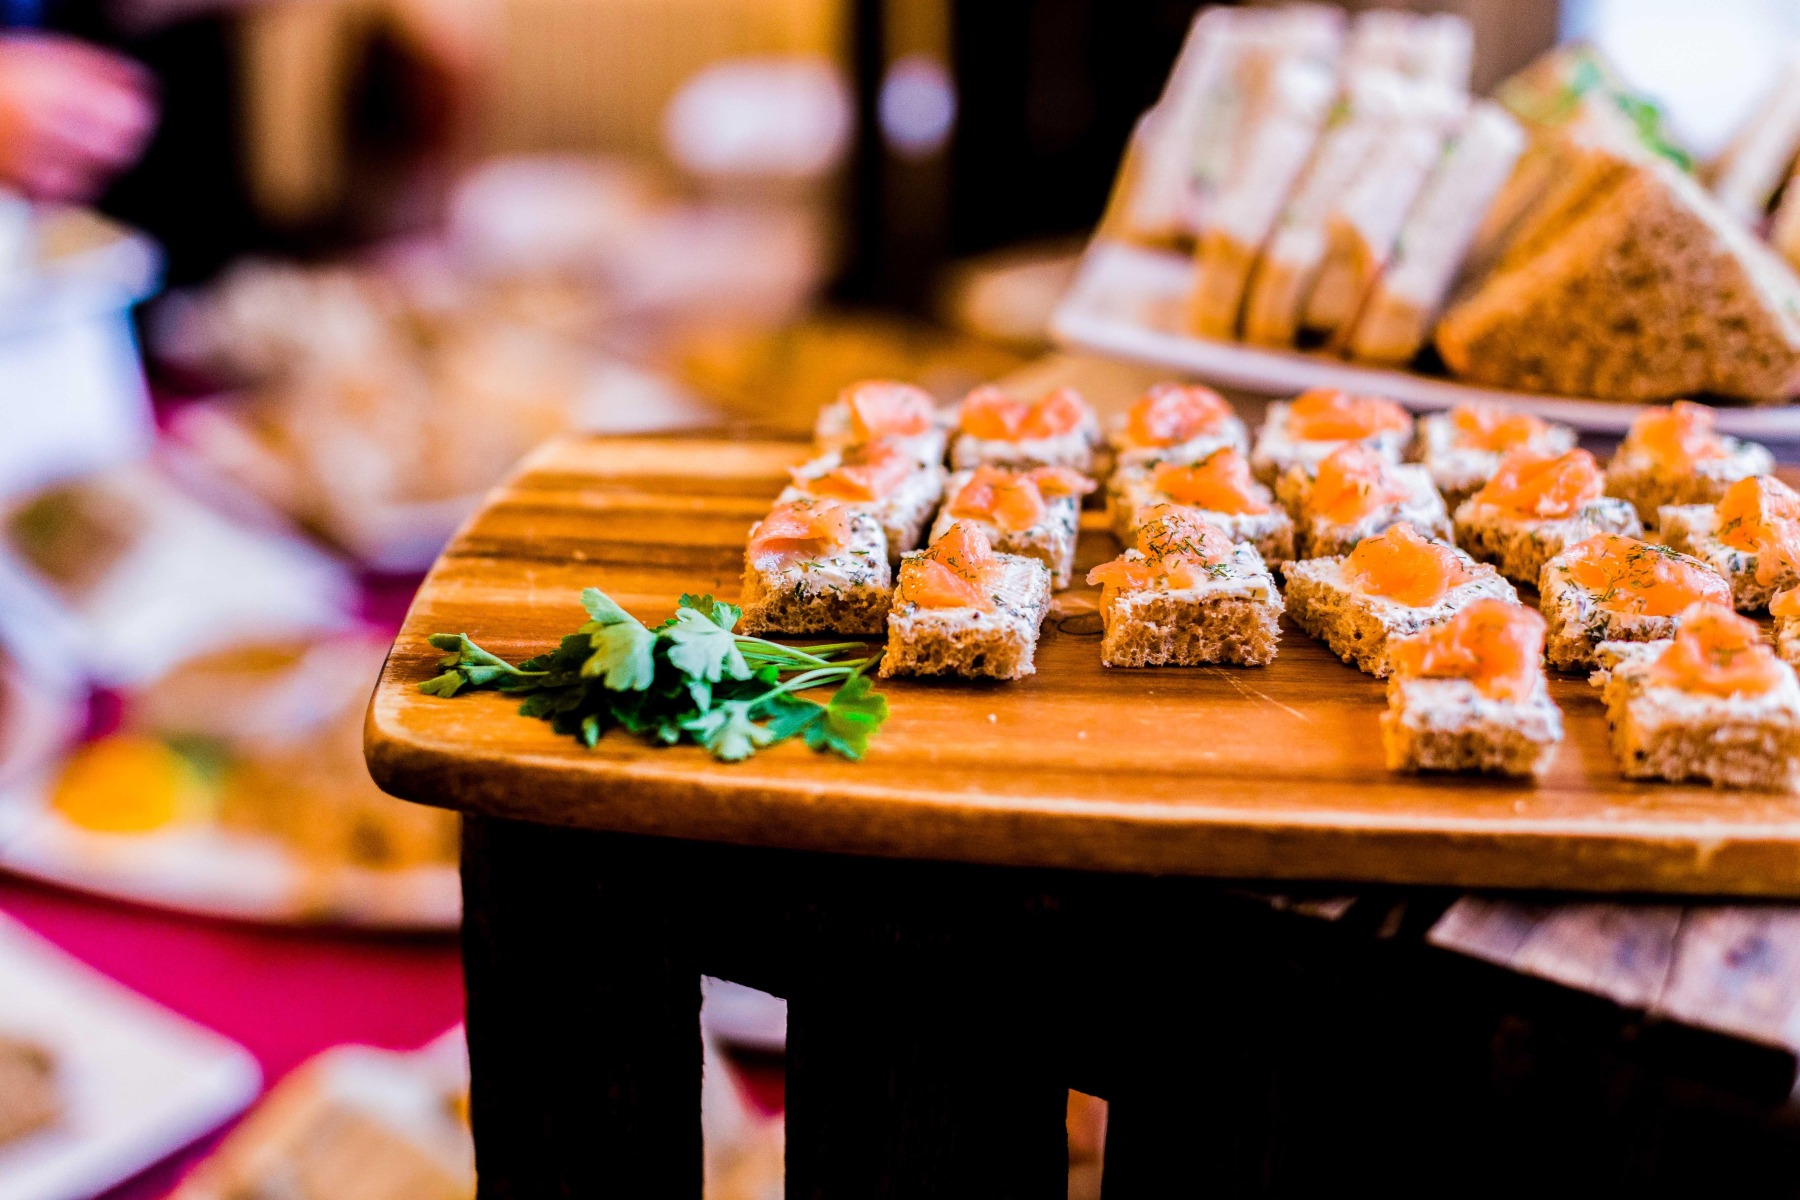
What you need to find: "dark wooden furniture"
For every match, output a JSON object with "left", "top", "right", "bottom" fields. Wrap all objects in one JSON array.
[{"left": 368, "top": 355, "right": 1800, "bottom": 1197}]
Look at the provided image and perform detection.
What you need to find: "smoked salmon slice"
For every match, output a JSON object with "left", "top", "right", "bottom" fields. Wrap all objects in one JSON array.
[
  {"left": 1563, "top": 534, "right": 1730, "bottom": 617},
  {"left": 899, "top": 522, "right": 998, "bottom": 610},
  {"left": 948, "top": 465, "right": 1094, "bottom": 532},
  {"left": 1308, "top": 444, "right": 1409, "bottom": 524},
  {"left": 1449, "top": 403, "right": 1549, "bottom": 452},
  {"left": 798, "top": 439, "right": 916, "bottom": 501},
  {"left": 842, "top": 380, "right": 936, "bottom": 440},
  {"left": 1649, "top": 603, "right": 1786, "bottom": 698},
  {"left": 1088, "top": 508, "right": 1235, "bottom": 592},
  {"left": 1123, "top": 383, "right": 1233, "bottom": 448},
  {"left": 1343, "top": 523, "right": 1472, "bottom": 608},
  {"left": 1775, "top": 587, "right": 1800, "bottom": 619},
  {"left": 1472, "top": 448, "right": 1603, "bottom": 519},
  {"left": 1715, "top": 475, "right": 1800, "bottom": 586},
  {"left": 1387, "top": 597, "right": 1544, "bottom": 701},
  {"left": 1626, "top": 400, "right": 1728, "bottom": 468},
  {"left": 960, "top": 385, "right": 1090, "bottom": 441},
  {"left": 1285, "top": 388, "right": 1411, "bottom": 442},
  {"left": 1151, "top": 449, "right": 1270, "bottom": 514},
  {"left": 749, "top": 500, "right": 856, "bottom": 568}
]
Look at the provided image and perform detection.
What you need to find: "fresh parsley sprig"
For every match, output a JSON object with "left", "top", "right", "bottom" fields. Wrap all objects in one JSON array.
[{"left": 419, "top": 589, "right": 887, "bottom": 762}]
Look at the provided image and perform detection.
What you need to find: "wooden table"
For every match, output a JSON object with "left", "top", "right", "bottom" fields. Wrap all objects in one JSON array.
[{"left": 367, "top": 354, "right": 1800, "bottom": 1197}]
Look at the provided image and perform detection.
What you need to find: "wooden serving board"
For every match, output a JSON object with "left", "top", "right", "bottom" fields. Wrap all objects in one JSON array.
[{"left": 366, "top": 435, "right": 1800, "bottom": 898}]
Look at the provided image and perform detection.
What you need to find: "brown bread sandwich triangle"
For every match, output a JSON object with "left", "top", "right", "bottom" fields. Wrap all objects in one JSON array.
[{"left": 1435, "top": 154, "right": 1800, "bottom": 404}]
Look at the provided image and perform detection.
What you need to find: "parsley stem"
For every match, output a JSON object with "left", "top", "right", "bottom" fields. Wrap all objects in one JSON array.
[
  {"left": 749, "top": 658, "right": 875, "bottom": 708},
  {"left": 735, "top": 637, "right": 869, "bottom": 668}
]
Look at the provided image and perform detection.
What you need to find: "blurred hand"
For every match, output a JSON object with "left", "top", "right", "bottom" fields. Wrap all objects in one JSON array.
[{"left": 0, "top": 35, "right": 156, "bottom": 202}]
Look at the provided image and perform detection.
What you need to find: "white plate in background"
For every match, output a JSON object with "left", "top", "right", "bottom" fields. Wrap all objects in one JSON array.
[
  {"left": 0, "top": 781, "right": 459, "bottom": 931},
  {"left": 0, "top": 913, "right": 260, "bottom": 1200},
  {"left": 1052, "top": 239, "right": 1800, "bottom": 441}
]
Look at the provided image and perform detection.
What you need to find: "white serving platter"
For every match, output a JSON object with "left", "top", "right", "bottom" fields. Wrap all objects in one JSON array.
[
  {"left": 0, "top": 778, "right": 459, "bottom": 932},
  {"left": 0, "top": 913, "right": 260, "bottom": 1200},
  {"left": 1052, "top": 239, "right": 1800, "bottom": 441}
]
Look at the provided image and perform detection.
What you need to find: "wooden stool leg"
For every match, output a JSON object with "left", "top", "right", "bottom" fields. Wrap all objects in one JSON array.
[
  {"left": 461, "top": 816, "right": 702, "bottom": 1199},
  {"left": 786, "top": 984, "right": 1069, "bottom": 1200}
]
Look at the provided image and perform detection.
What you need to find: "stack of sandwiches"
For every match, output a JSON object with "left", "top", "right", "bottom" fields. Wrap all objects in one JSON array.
[
  {"left": 1117, "top": 7, "right": 1800, "bottom": 406},
  {"left": 1709, "top": 46, "right": 1800, "bottom": 268}
]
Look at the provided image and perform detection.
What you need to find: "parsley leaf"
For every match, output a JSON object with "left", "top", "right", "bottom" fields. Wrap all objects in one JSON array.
[
  {"left": 663, "top": 607, "right": 751, "bottom": 683},
  {"left": 419, "top": 587, "right": 888, "bottom": 762},
  {"left": 804, "top": 674, "right": 888, "bottom": 761},
  {"left": 681, "top": 700, "right": 778, "bottom": 762},
  {"left": 677, "top": 593, "right": 743, "bottom": 631},
  {"left": 582, "top": 620, "right": 658, "bottom": 691}
]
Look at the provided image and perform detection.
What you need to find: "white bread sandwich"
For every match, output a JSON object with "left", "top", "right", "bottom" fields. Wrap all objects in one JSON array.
[
  {"left": 1188, "top": 51, "right": 1338, "bottom": 338},
  {"left": 1126, "top": 5, "right": 1345, "bottom": 248},
  {"left": 1302, "top": 114, "right": 1454, "bottom": 338},
  {"left": 1242, "top": 68, "right": 1410, "bottom": 346},
  {"left": 1345, "top": 101, "right": 1526, "bottom": 365},
  {"left": 1344, "top": 9, "right": 1473, "bottom": 92},
  {"left": 1710, "top": 46, "right": 1800, "bottom": 224}
]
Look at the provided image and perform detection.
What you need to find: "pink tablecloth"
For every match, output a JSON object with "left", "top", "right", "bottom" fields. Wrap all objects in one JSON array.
[{"left": 0, "top": 879, "right": 465, "bottom": 1199}]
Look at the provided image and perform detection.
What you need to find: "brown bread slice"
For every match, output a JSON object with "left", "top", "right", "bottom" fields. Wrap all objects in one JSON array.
[{"left": 1435, "top": 159, "right": 1800, "bottom": 404}]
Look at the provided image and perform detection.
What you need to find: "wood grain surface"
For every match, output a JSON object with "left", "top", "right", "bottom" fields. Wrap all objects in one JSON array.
[{"left": 365, "top": 433, "right": 1800, "bottom": 897}]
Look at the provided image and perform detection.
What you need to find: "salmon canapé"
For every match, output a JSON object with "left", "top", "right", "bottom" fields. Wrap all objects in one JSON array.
[
  {"left": 841, "top": 379, "right": 937, "bottom": 441},
  {"left": 1387, "top": 598, "right": 1546, "bottom": 702},
  {"left": 1343, "top": 523, "right": 1472, "bottom": 608},
  {"left": 1448, "top": 403, "right": 1550, "bottom": 453},
  {"left": 1120, "top": 383, "right": 1234, "bottom": 449},
  {"left": 795, "top": 438, "right": 921, "bottom": 500},
  {"left": 1648, "top": 603, "right": 1787, "bottom": 698},
  {"left": 1307, "top": 444, "right": 1410, "bottom": 524},
  {"left": 1715, "top": 475, "right": 1800, "bottom": 587},
  {"left": 1284, "top": 388, "right": 1411, "bottom": 442},
  {"left": 947, "top": 465, "right": 1093, "bottom": 533},
  {"left": 796, "top": 439, "right": 917, "bottom": 501},
  {"left": 1562, "top": 534, "right": 1730, "bottom": 617},
  {"left": 1471, "top": 448, "right": 1604, "bottom": 519},
  {"left": 1623, "top": 400, "right": 1729, "bottom": 469},
  {"left": 1088, "top": 509, "right": 1236, "bottom": 593},
  {"left": 1151, "top": 449, "right": 1270, "bottom": 514},
  {"left": 748, "top": 499, "right": 858, "bottom": 570},
  {"left": 898, "top": 522, "right": 1001, "bottom": 611},
  {"left": 959, "top": 385, "right": 1092, "bottom": 442}
]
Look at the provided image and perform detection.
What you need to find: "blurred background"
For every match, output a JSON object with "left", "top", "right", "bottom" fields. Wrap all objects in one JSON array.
[{"left": 0, "top": 0, "right": 1798, "bottom": 1197}]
